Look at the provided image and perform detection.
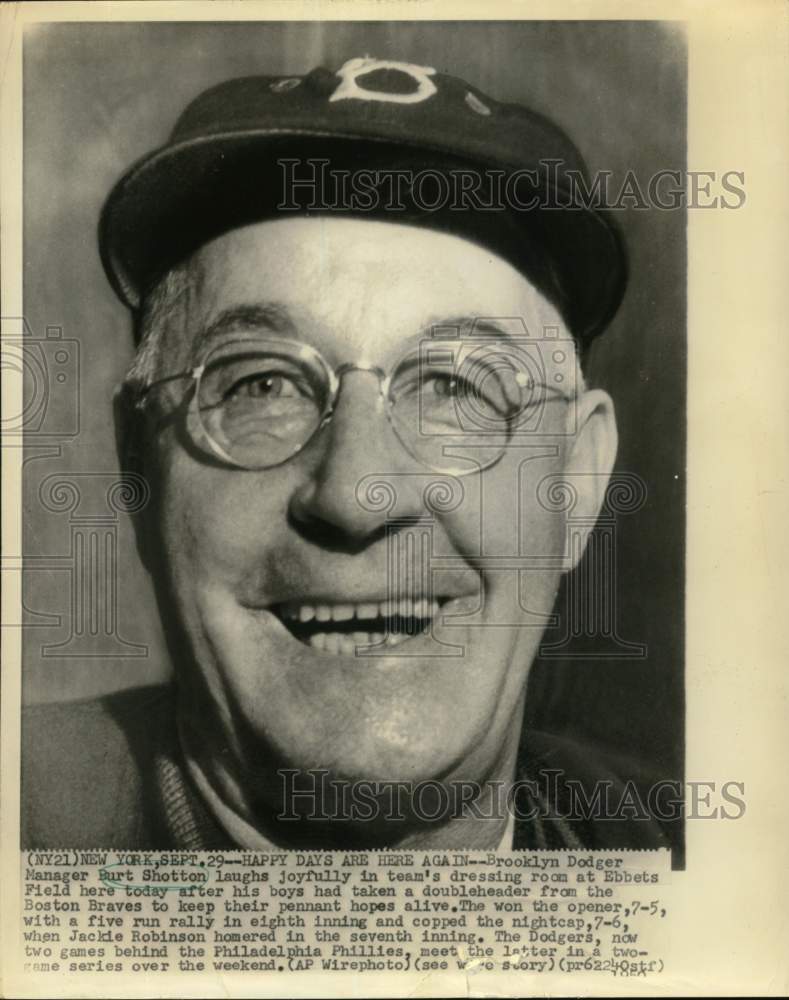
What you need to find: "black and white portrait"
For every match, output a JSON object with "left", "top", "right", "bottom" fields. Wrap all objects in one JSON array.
[{"left": 19, "top": 20, "right": 686, "bottom": 859}]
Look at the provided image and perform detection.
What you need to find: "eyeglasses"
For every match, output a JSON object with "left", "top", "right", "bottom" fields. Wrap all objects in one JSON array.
[{"left": 134, "top": 335, "right": 574, "bottom": 477}]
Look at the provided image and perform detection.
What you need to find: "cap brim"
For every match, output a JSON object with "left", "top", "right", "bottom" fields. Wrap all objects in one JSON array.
[{"left": 99, "top": 130, "right": 626, "bottom": 344}]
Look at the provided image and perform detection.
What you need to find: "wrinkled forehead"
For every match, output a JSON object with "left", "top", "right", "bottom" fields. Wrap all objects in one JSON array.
[{"left": 164, "top": 216, "right": 573, "bottom": 365}]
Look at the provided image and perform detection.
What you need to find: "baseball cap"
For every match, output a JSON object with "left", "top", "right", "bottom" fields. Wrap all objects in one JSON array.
[{"left": 99, "top": 57, "right": 627, "bottom": 346}]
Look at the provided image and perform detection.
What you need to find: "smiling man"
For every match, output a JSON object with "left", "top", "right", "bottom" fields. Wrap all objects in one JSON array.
[{"left": 22, "top": 58, "right": 669, "bottom": 850}]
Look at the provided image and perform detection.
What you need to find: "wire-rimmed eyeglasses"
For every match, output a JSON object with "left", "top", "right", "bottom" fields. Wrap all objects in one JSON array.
[{"left": 132, "top": 335, "right": 575, "bottom": 477}]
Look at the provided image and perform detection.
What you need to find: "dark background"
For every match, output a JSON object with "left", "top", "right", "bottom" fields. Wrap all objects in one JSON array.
[{"left": 22, "top": 21, "right": 686, "bottom": 851}]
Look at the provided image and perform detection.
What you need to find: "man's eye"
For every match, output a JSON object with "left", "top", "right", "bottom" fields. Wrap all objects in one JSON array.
[
  {"left": 424, "top": 374, "right": 488, "bottom": 405},
  {"left": 425, "top": 374, "right": 458, "bottom": 400},
  {"left": 423, "top": 373, "right": 483, "bottom": 399},
  {"left": 226, "top": 372, "right": 300, "bottom": 400}
]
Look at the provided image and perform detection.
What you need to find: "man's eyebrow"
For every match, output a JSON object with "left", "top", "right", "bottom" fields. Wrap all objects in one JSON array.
[
  {"left": 196, "top": 303, "right": 297, "bottom": 353},
  {"left": 420, "top": 315, "right": 513, "bottom": 339}
]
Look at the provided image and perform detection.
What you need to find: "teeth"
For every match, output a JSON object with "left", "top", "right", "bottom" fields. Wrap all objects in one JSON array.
[
  {"left": 305, "top": 628, "right": 425, "bottom": 654},
  {"left": 308, "top": 631, "right": 386, "bottom": 654},
  {"left": 281, "top": 598, "right": 440, "bottom": 624},
  {"left": 283, "top": 597, "right": 445, "bottom": 655},
  {"left": 340, "top": 635, "right": 357, "bottom": 656}
]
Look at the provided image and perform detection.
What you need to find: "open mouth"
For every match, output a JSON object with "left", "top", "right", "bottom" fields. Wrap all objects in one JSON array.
[{"left": 271, "top": 597, "right": 444, "bottom": 655}]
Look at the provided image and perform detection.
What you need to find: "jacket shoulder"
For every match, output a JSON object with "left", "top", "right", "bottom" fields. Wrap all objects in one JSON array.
[
  {"left": 519, "top": 729, "right": 676, "bottom": 852},
  {"left": 22, "top": 684, "right": 174, "bottom": 848}
]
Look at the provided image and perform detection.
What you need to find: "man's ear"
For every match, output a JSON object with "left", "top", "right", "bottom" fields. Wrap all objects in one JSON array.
[
  {"left": 562, "top": 388, "right": 618, "bottom": 571},
  {"left": 113, "top": 385, "right": 155, "bottom": 573}
]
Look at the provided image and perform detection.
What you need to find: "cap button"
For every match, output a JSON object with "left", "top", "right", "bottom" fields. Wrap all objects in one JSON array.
[
  {"left": 270, "top": 77, "right": 301, "bottom": 94},
  {"left": 465, "top": 91, "right": 491, "bottom": 116}
]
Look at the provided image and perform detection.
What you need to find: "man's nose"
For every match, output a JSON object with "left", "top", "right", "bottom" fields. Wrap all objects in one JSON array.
[{"left": 288, "top": 371, "right": 423, "bottom": 548}]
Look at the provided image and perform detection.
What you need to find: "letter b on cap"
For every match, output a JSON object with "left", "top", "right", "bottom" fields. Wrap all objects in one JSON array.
[{"left": 330, "top": 57, "right": 438, "bottom": 105}]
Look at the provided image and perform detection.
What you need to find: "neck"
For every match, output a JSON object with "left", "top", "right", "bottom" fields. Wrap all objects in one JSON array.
[{"left": 176, "top": 696, "right": 522, "bottom": 852}]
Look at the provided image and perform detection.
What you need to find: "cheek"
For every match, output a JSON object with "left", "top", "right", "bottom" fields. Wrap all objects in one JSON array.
[
  {"left": 153, "top": 442, "right": 289, "bottom": 587},
  {"left": 440, "top": 451, "right": 569, "bottom": 558}
]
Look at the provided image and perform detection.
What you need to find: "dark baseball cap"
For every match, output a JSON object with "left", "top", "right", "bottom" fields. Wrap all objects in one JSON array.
[{"left": 99, "top": 57, "right": 627, "bottom": 346}]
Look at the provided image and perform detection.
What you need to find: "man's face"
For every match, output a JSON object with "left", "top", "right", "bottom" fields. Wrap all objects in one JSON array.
[{"left": 140, "top": 217, "right": 609, "bottom": 820}]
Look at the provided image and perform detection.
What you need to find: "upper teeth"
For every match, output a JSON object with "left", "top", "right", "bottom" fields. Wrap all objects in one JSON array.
[{"left": 280, "top": 598, "right": 440, "bottom": 623}]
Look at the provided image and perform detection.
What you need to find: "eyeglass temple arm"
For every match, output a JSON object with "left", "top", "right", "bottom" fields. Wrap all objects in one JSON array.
[{"left": 125, "top": 365, "right": 205, "bottom": 405}]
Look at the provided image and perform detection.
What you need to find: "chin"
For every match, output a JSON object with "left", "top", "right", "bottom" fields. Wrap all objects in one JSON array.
[{"left": 189, "top": 586, "right": 529, "bottom": 804}]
